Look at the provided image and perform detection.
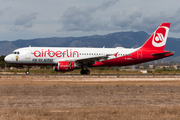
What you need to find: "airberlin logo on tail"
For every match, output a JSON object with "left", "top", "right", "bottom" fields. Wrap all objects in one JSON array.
[
  {"left": 155, "top": 33, "right": 164, "bottom": 43},
  {"left": 152, "top": 26, "right": 169, "bottom": 47}
]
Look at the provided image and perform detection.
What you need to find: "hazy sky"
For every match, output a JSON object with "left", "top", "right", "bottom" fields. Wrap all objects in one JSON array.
[{"left": 1, "top": 0, "right": 180, "bottom": 41}]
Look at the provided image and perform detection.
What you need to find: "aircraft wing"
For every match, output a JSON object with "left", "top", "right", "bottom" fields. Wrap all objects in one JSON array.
[
  {"left": 74, "top": 52, "right": 119, "bottom": 65},
  {"left": 75, "top": 55, "right": 110, "bottom": 65}
]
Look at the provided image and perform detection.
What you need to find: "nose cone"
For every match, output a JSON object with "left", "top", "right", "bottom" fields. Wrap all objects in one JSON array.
[{"left": 4, "top": 55, "right": 13, "bottom": 63}]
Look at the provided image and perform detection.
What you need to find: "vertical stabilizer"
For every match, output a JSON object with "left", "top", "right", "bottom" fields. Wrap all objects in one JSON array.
[{"left": 140, "top": 23, "right": 170, "bottom": 50}]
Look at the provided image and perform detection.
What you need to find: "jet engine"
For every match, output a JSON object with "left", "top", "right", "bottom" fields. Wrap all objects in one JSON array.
[{"left": 54, "top": 61, "right": 75, "bottom": 72}]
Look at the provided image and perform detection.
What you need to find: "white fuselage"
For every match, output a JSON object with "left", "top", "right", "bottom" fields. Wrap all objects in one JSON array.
[{"left": 5, "top": 47, "right": 138, "bottom": 65}]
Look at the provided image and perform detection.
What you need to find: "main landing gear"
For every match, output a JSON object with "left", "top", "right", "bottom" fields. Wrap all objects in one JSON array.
[
  {"left": 25, "top": 66, "right": 30, "bottom": 75},
  {"left": 80, "top": 69, "right": 90, "bottom": 75}
]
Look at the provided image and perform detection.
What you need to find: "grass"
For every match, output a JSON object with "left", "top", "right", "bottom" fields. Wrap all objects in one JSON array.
[
  {"left": 3, "top": 67, "right": 180, "bottom": 75},
  {"left": 3, "top": 67, "right": 145, "bottom": 75}
]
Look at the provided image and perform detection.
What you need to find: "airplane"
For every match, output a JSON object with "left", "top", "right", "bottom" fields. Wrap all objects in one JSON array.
[{"left": 4, "top": 23, "right": 173, "bottom": 75}]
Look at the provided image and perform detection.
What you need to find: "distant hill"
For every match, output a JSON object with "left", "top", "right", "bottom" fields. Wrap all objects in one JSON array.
[{"left": 1, "top": 31, "right": 179, "bottom": 61}]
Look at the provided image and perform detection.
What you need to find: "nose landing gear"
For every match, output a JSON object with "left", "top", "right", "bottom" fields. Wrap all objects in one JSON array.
[{"left": 25, "top": 66, "right": 30, "bottom": 75}]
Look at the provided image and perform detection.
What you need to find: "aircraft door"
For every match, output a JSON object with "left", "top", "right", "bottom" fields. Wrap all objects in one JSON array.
[
  {"left": 25, "top": 49, "right": 31, "bottom": 59},
  {"left": 137, "top": 50, "right": 142, "bottom": 60}
]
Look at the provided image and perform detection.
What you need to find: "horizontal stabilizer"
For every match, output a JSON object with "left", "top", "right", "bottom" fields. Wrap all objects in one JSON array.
[{"left": 151, "top": 51, "right": 174, "bottom": 56}]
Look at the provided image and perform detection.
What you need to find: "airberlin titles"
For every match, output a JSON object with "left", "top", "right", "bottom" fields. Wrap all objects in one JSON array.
[{"left": 33, "top": 49, "right": 79, "bottom": 58}]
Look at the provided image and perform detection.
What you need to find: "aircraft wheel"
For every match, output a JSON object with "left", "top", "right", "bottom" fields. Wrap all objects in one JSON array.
[
  {"left": 80, "top": 69, "right": 90, "bottom": 75},
  {"left": 25, "top": 71, "right": 29, "bottom": 75},
  {"left": 85, "top": 70, "right": 90, "bottom": 75},
  {"left": 80, "top": 70, "right": 85, "bottom": 75}
]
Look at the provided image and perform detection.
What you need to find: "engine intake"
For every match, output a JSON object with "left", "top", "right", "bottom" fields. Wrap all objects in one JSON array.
[{"left": 54, "top": 61, "right": 75, "bottom": 72}]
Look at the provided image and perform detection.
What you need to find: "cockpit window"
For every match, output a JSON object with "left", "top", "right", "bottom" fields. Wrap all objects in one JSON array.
[{"left": 12, "top": 51, "right": 20, "bottom": 54}]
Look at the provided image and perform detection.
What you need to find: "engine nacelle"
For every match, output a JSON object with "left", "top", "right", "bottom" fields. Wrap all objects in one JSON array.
[{"left": 54, "top": 61, "right": 75, "bottom": 72}]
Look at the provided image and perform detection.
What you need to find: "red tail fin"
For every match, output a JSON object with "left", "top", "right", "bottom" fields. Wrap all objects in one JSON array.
[{"left": 140, "top": 23, "right": 170, "bottom": 50}]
